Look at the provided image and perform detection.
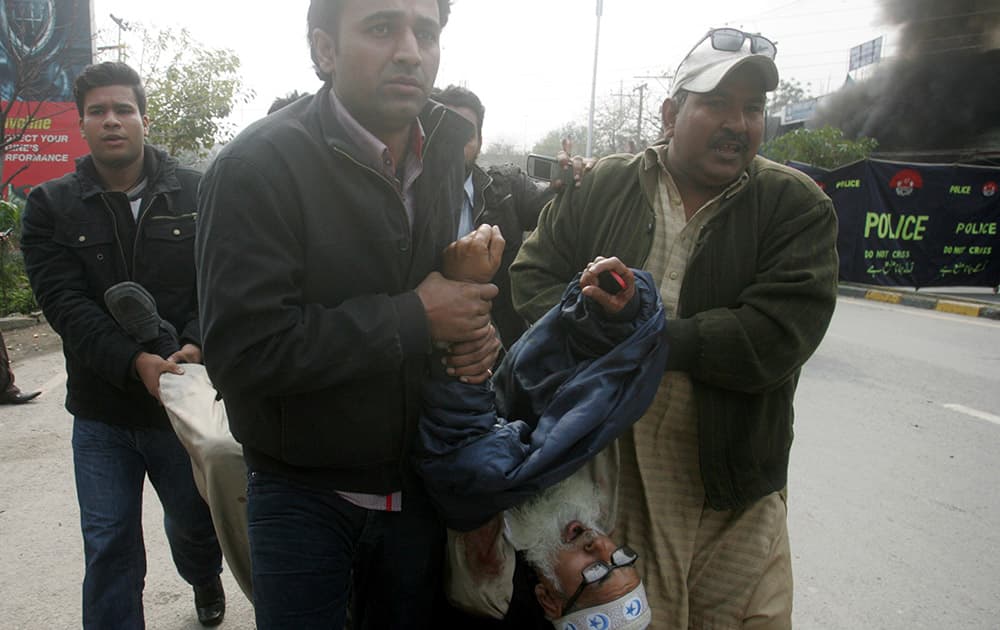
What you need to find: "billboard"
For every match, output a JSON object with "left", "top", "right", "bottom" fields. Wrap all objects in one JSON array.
[
  {"left": 782, "top": 97, "right": 819, "bottom": 125},
  {"left": 1, "top": 0, "right": 93, "bottom": 196},
  {"left": 797, "top": 159, "right": 1000, "bottom": 289},
  {"left": 849, "top": 36, "right": 883, "bottom": 72}
]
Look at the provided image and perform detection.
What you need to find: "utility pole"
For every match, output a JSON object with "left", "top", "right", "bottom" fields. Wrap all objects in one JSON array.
[
  {"left": 633, "top": 82, "right": 647, "bottom": 145},
  {"left": 634, "top": 72, "right": 674, "bottom": 92},
  {"left": 613, "top": 80, "right": 625, "bottom": 112},
  {"left": 609, "top": 80, "right": 630, "bottom": 152},
  {"left": 586, "top": 0, "right": 604, "bottom": 158},
  {"left": 109, "top": 14, "right": 130, "bottom": 62}
]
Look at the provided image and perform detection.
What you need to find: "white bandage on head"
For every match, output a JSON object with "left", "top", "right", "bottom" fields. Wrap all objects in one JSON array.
[{"left": 552, "top": 581, "right": 652, "bottom": 630}]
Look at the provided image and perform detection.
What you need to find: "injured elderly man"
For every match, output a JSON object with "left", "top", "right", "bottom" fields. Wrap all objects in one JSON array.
[
  {"left": 415, "top": 229, "right": 667, "bottom": 628},
  {"left": 439, "top": 457, "right": 650, "bottom": 629},
  {"left": 122, "top": 225, "right": 666, "bottom": 629}
]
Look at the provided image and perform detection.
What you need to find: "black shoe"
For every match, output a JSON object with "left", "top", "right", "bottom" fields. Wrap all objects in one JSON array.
[
  {"left": 0, "top": 387, "right": 40, "bottom": 404},
  {"left": 193, "top": 575, "right": 226, "bottom": 627},
  {"left": 104, "top": 281, "right": 180, "bottom": 358}
]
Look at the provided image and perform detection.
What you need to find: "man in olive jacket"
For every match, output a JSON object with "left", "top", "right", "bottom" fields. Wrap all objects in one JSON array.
[{"left": 510, "top": 28, "right": 838, "bottom": 629}]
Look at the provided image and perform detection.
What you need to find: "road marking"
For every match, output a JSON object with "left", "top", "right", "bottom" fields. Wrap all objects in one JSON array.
[
  {"left": 839, "top": 297, "right": 1000, "bottom": 328},
  {"left": 943, "top": 404, "right": 1000, "bottom": 426}
]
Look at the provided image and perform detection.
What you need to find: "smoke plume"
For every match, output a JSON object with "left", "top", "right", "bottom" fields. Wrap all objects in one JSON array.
[{"left": 816, "top": 0, "right": 1000, "bottom": 153}]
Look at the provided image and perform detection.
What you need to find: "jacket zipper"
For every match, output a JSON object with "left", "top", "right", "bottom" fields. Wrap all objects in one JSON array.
[
  {"left": 331, "top": 111, "right": 445, "bottom": 237},
  {"left": 131, "top": 192, "right": 164, "bottom": 276},
  {"left": 100, "top": 195, "right": 131, "bottom": 280},
  {"left": 473, "top": 171, "right": 495, "bottom": 225},
  {"left": 147, "top": 212, "right": 197, "bottom": 221},
  {"left": 332, "top": 148, "right": 408, "bottom": 215}
]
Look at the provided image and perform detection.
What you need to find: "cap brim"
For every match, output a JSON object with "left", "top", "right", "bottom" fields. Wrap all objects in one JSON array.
[{"left": 674, "top": 55, "right": 779, "bottom": 96}]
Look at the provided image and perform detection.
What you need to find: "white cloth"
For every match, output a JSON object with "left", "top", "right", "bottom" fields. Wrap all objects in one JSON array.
[
  {"left": 159, "top": 364, "right": 406, "bottom": 605},
  {"left": 444, "top": 524, "right": 516, "bottom": 619},
  {"left": 553, "top": 583, "right": 652, "bottom": 630},
  {"left": 159, "top": 365, "right": 253, "bottom": 602}
]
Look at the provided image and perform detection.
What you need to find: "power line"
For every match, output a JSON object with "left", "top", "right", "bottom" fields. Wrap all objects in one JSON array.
[
  {"left": 907, "top": 7, "right": 1000, "bottom": 23},
  {"left": 727, "top": 2, "right": 876, "bottom": 24},
  {"left": 778, "top": 41, "right": 998, "bottom": 73},
  {"left": 729, "top": 3, "right": 998, "bottom": 26}
]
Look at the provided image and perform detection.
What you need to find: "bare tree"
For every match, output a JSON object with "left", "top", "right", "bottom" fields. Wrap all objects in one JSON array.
[{"left": 533, "top": 82, "right": 668, "bottom": 160}]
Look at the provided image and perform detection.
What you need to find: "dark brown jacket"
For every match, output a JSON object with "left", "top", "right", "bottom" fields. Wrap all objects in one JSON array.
[{"left": 511, "top": 150, "right": 839, "bottom": 509}]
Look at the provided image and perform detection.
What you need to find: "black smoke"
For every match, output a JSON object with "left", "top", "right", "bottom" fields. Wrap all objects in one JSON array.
[{"left": 816, "top": 0, "right": 1000, "bottom": 153}]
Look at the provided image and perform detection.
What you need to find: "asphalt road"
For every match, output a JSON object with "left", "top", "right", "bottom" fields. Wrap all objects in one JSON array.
[
  {"left": 789, "top": 296, "right": 1000, "bottom": 629},
  {"left": 0, "top": 350, "right": 256, "bottom": 629},
  {"left": 1, "top": 296, "right": 998, "bottom": 628}
]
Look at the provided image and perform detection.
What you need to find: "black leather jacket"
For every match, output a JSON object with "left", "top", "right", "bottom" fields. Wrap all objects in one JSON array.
[
  {"left": 196, "top": 88, "right": 470, "bottom": 493},
  {"left": 470, "top": 164, "right": 554, "bottom": 347},
  {"left": 22, "top": 146, "right": 201, "bottom": 427}
]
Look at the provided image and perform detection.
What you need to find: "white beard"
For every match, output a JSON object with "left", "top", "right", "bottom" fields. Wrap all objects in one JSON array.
[{"left": 504, "top": 473, "right": 606, "bottom": 591}]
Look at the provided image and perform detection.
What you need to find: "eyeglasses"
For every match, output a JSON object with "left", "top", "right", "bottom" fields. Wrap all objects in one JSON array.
[
  {"left": 562, "top": 545, "right": 639, "bottom": 614},
  {"left": 687, "top": 27, "right": 777, "bottom": 60}
]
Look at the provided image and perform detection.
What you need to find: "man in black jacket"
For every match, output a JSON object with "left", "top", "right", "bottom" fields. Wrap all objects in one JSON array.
[
  {"left": 432, "top": 85, "right": 556, "bottom": 346},
  {"left": 196, "top": 1, "right": 500, "bottom": 628},
  {"left": 21, "top": 62, "right": 224, "bottom": 628}
]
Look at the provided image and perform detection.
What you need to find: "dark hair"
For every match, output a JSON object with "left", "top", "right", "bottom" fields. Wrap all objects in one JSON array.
[
  {"left": 308, "top": 0, "right": 452, "bottom": 83},
  {"left": 671, "top": 89, "right": 690, "bottom": 112},
  {"left": 73, "top": 62, "right": 146, "bottom": 117},
  {"left": 657, "top": 90, "right": 690, "bottom": 142},
  {"left": 268, "top": 90, "right": 307, "bottom": 115},
  {"left": 431, "top": 84, "right": 484, "bottom": 141}
]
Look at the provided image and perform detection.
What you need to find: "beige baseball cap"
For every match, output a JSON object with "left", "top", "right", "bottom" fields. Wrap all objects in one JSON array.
[{"left": 670, "top": 28, "right": 779, "bottom": 97}]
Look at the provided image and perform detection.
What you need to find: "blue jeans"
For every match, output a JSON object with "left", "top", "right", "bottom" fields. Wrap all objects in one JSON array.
[
  {"left": 248, "top": 470, "right": 444, "bottom": 630},
  {"left": 72, "top": 416, "right": 222, "bottom": 630}
]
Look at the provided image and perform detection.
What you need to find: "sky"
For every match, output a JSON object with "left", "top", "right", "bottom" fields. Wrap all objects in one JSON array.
[{"left": 91, "top": 0, "right": 897, "bottom": 152}]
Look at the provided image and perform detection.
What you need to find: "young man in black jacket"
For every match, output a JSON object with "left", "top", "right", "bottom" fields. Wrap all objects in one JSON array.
[
  {"left": 20, "top": 62, "right": 224, "bottom": 628},
  {"left": 196, "top": 1, "right": 500, "bottom": 628}
]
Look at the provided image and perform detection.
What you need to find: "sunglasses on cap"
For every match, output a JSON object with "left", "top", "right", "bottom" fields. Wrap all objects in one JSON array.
[
  {"left": 687, "top": 27, "right": 777, "bottom": 60},
  {"left": 563, "top": 545, "right": 639, "bottom": 614}
]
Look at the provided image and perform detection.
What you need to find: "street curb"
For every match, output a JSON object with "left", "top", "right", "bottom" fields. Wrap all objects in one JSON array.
[
  {"left": 0, "top": 312, "right": 44, "bottom": 332},
  {"left": 838, "top": 284, "right": 1000, "bottom": 320},
  {"left": 7, "top": 290, "right": 998, "bottom": 330}
]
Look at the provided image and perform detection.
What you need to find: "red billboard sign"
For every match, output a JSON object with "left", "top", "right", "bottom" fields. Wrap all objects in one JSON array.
[
  {"left": 3, "top": 99, "right": 89, "bottom": 195},
  {"left": 1, "top": 0, "right": 93, "bottom": 196}
]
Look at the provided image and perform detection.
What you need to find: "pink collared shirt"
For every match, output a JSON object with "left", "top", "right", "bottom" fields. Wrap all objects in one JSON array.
[{"left": 329, "top": 88, "right": 425, "bottom": 228}]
